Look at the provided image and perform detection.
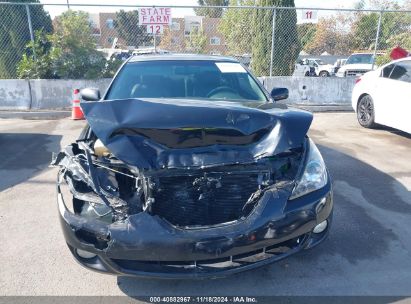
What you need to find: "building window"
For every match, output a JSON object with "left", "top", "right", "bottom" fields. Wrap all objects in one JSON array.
[
  {"left": 171, "top": 21, "right": 180, "bottom": 31},
  {"left": 106, "top": 19, "right": 114, "bottom": 29},
  {"left": 171, "top": 37, "right": 180, "bottom": 45},
  {"left": 185, "top": 23, "right": 201, "bottom": 36},
  {"left": 210, "top": 37, "right": 221, "bottom": 45}
]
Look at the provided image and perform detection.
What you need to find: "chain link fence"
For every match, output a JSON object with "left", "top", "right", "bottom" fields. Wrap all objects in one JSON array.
[{"left": 1, "top": 2, "right": 410, "bottom": 79}]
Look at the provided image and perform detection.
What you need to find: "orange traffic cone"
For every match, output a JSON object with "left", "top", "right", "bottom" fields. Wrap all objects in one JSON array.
[{"left": 71, "top": 89, "right": 84, "bottom": 120}]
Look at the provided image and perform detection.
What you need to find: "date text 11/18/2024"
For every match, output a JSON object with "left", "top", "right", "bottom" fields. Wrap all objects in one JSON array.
[{"left": 149, "top": 296, "right": 257, "bottom": 303}]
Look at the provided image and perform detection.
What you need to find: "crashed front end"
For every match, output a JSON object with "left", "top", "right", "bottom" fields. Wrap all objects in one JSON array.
[{"left": 53, "top": 99, "right": 333, "bottom": 279}]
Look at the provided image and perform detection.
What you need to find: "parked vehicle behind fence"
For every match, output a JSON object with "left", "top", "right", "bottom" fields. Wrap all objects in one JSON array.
[
  {"left": 303, "top": 58, "right": 335, "bottom": 77},
  {"left": 336, "top": 53, "right": 383, "bottom": 77}
]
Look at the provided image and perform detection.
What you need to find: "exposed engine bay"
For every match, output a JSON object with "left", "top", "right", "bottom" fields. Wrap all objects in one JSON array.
[{"left": 53, "top": 137, "right": 303, "bottom": 228}]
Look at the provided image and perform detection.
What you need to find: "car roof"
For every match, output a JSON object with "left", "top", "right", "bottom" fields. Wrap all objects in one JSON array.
[
  {"left": 391, "top": 57, "right": 411, "bottom": 63},
  {"left": 128, "top": 53, "right": 239, "bottom": 63},
  {"left": 382, "top": 57, "right": 411, "bottom": 66}
]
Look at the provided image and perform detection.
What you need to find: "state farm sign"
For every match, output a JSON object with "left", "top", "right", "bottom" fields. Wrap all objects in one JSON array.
[{"left": 138, "top": 7, "right": 172, "bottom": 25}]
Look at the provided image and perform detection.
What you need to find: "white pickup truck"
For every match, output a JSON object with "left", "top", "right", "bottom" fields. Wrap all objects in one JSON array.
[{"left": 335, "top": 53, "right": 383, "bottom": 77}]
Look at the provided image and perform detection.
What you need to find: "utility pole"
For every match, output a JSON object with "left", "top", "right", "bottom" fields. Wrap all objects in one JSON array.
[
  {"left": 372, "top": 11, "right": 383, "bottom": 70},
  {"left": 66, "top": 0, "right": 70, "bottom": 9},
  {"left": 269, "top": 8, "right": 277, "bottom": 77},
  {"left": 25, "top": 4, "right": 36, "bottom": 61}
]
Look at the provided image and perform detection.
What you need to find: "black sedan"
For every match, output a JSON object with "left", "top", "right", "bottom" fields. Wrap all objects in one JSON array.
[{"left": 52, "top": 54, "right": 333, "bottom": 278}]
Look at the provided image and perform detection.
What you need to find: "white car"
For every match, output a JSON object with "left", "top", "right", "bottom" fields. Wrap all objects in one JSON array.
[
  {"left": 303, "top": 58, "right": 335, "bottom": 77},
  {"left": 352, "top": 57, "right": 411, "bottom": 134}
]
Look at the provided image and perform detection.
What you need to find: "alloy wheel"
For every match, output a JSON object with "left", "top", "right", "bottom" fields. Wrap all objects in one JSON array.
[{"left": 357, "top": 95, "right": 375, "bottom": 127}]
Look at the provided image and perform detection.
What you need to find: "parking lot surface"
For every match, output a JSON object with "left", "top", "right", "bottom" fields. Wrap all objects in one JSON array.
[{"left": 0, "top": 113, "right": 410, "bottom": 297}]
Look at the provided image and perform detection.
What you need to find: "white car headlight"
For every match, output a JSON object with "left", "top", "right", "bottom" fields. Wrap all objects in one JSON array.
[{"left": 290, "top": 139, "right": 328, "bottom": 200}]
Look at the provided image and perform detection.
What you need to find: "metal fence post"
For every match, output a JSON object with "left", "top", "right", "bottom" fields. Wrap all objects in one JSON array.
[
  {"left": 372, "top": 10, "right": 383, "bottom": 70},
  {"left": 269, "top": 8, "right": 277, "bottom": 77},
  {"left": 25, "top": 4, "right": 36, "bottom": 61}
]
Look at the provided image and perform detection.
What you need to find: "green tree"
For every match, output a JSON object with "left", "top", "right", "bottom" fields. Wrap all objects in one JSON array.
[
  {"left": 376, "top": 31, "right": 411, "bottom": 65},
  {"left": 251, "top": 0, "right": 300, "bottom": 76},
  {"left": 114, "top": 10, "right": 151, "bottom": 48},
  {"left": 17, "top": 10, "right": 108, "bottom": 79},
  {"left": 218, "top": 0, "right": 254, "bottom": 55},
  {"left": 50, "top": 10, "right": 106, "bottom": 79},
  {"left": 17, "top": 29, "right": 55, "bottom": 79},
  {"left": 0, "top": 0, "right": 52, "bottom": 78},
  {"left": 305, "top": 14, "right": 354, "bottom": 55},
  {"left": 194, "top": 0, "right": 229, "bottom": 18},
  {"left": 351, "top": 11, "right": 411, "bottom": 51},
  {"left": 185, "top": 28, "right": 207, "bottom": 53},
  {"left": 368, "top": 0, "right": 402, "bottom": 10},
  {"left": 297, "top": 23, "right": 317, "bottom": 53}
]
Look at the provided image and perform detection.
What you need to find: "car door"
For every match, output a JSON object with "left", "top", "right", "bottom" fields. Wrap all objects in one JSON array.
[
  {"left": 373, "top": 61, "right": 411, "bottom": 133},
  {"left": 372, "top": 63, "right": 396, "bottom": 126},
  {"left": 389, "top": 60, "right": 411, "bottom": 133}
]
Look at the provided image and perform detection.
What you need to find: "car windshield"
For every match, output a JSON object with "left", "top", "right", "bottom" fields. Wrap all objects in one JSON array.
[
  {"left": 346, "top": 54, "right": 373, "bottom": 65},
  {"left": 105, "top": 60, "right": 267, "bottom": 102}
]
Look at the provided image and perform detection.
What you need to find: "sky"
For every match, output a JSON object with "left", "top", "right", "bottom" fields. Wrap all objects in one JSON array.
[{"left": 39, "top": 0, "right": 363, "bottom": 18}]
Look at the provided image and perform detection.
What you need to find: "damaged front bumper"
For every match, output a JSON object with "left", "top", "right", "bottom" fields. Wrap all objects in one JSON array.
[{"left": 57, "top": 177, "right": 333, "bottom": 279}]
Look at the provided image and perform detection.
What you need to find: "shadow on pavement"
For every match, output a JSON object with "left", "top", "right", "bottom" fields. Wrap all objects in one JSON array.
[
  {"left": 116, "top": 144, "right": 410, "bottom": 297},
  {"left": 374, "top": 125, "right": 411, "bottom": 139},
  {"left": 0, "top": 133, "right": 62, "bottom": 191}
]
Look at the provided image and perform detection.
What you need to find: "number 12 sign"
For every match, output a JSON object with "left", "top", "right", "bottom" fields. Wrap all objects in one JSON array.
[
  {"left": 146, "top": 24, "right": 163, "bottom": 34},
  {"left": 302, "top": 9, "right": 318, "bottom": 22}
]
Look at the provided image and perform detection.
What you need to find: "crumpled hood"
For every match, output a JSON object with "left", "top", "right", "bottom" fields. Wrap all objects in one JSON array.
[{"left": 81, "top": 98, "right": 312, "bottom": 170}]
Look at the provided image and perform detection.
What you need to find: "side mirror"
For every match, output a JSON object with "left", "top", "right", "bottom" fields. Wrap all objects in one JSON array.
[
  {"left": 270, "top": 87, "right": 289, "bottom": 101},
  {"left": 80, "top": 88, "right": 101, "bottom": 101}
]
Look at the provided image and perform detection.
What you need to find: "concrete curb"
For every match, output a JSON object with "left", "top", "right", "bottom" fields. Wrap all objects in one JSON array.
[
  {"left": 2, "top": 78, "right": 354, "bottom": 111},
  {"left": 0, "top": 105, "right": 353, "bottom": 120},
  {"left": 0, "top": 110, "right": 71, "bottom": 120}
]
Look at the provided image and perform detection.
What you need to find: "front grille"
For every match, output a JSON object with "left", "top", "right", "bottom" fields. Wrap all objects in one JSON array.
[{"left": 151, "top": 171, "right": 268, "bottom": 227}]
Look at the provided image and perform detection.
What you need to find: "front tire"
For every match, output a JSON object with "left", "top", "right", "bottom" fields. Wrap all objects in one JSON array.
[
  {"left": 357, "top": 95, "right": 376, "bottom": 128},
  {"left": 319, "top": 71, "right": 329, "bottom": 77}
]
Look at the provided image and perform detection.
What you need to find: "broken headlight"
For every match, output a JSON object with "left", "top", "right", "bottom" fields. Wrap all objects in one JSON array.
[
  {"left": 79, "top": 201, "right": 113, "bottom": 224},
  {"left": 289, "top": 139, "right": 327, "bottom": 200}
]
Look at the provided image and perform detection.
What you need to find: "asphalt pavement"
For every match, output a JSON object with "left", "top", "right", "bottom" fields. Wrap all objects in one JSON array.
[{"left": 0, "top": 113, "right": 410, "bottom": 298}]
